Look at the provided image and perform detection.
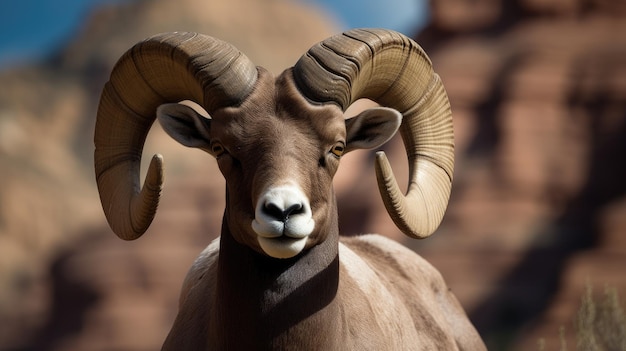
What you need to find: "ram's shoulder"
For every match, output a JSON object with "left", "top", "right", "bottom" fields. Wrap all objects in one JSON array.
[
  {"left": 178, "top": 238, "right": 220, "bottom": 307},
  {"left": 339, "top": 234, "right": 444, "bottom": 286}
]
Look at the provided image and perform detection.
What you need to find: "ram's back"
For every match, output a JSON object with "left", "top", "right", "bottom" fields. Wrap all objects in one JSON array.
[{"left": 339, "top": 234, "right": 485, "bottom": 350}]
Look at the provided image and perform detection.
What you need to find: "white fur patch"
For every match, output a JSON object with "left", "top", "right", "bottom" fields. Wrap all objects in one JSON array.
[
  {"left": 257, "top": 236, "right": 308, "bottom": 259},
  {"left": 338, "top": 242, "right": 419, "bottom": 343},
  {"left": 339, "top": 243, "right": 387, "bottom": 294},
  {"left": 252, "top": 184, "right": 315, "bottom": 259}
]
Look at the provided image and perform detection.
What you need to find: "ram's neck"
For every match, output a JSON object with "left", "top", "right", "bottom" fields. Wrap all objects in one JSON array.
[{"left": 211, "top": 218, "right": 343, "bottom": 349}]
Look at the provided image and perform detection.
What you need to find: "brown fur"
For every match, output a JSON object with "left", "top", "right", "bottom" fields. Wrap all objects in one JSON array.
[
  {"left": 159, "top": 69, "right": 485, "bottom": 350},
  {"left": 164, "top": 234, "right": 485, "bottom": 350}
]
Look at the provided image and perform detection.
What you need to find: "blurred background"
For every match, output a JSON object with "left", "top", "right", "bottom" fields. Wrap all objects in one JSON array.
[{"left": 1, "top": 0, "right": 625, "bottom": 350}]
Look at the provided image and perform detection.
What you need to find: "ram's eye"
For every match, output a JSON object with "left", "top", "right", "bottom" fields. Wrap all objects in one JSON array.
[
  {"left": 330, "top": 142, "right": 345, "bottom": 158},
  {"left": 211, "top": 142, "right": 225, "bottom": 157}
]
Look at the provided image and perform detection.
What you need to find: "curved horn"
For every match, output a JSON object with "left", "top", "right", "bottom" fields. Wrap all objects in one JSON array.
[
  {"left": 293, "top": 28, "right": 454, "bottom": 239},
  {"left": 94, "top": 32, "right": 257, "bottom": 240}
]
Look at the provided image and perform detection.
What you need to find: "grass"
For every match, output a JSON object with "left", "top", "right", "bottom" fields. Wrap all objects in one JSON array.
[{"left": 539, "top": 284, "right": 626, "bottom": 351}]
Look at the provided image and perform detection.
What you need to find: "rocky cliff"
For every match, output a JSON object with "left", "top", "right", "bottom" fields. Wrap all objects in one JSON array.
[
  {"left": 415, "top": 0, "right": 626, "bottom": 349},
  {"left": 1, "top": 0, "right": 625, "bottom": 349}
]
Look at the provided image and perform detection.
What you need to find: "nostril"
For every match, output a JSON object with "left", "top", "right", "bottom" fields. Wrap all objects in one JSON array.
[
  {"left": 284, "top": 203, "right": 303, "bottom": 218},
  {"left": 264, "top": 202, "right": 303, "bottom": 222},
  {"left": 265, "top": 202, "right": 284, "bottom": 220}
]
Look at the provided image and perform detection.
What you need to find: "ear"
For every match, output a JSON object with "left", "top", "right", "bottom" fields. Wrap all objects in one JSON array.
[
  {"left": 157, "top": 103, "right": 212, "bottom": 151},
  {"left": 344, "top": 107, "right": 402, "bottom": 153}
]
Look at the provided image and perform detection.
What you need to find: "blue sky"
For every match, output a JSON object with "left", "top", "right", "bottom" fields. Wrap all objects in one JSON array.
[
  {"left": 306, "top": 0, "right": 428, "bottom": 34},
  {"left": 0, "top": 0, "right": 428, "bottom": 69}
]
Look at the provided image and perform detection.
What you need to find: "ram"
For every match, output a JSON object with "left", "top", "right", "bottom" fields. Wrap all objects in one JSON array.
[{"left": 94, "top": 28, "right": 485, "bottom": 350}]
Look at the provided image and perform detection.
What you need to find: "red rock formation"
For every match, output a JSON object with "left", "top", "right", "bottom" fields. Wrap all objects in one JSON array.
[
  {"left": 415, "top": 0, "right": 626, "bottom": 349},
  {"left": 3, "top": 0, "right": 625, "bottom": 349}
]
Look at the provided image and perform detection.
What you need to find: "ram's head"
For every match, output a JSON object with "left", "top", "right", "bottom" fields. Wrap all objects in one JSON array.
[{"left": 94, "top": 29, "right": 454, "bottom": 259}]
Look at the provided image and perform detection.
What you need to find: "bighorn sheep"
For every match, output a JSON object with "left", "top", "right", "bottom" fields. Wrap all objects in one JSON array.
[{"left": 94, "top": 28, "right": 486, "bottom": 350}]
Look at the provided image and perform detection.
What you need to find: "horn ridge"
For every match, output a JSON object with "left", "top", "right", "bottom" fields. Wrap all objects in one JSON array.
[
  {"left": 294, "top": 28, "right": 454, "bottom": 239},
  {"left": 95, "top": 32, "right": 257, "bottom": 240}
]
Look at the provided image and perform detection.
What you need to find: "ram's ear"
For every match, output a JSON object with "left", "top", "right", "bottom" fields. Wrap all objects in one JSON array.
[
  {"left": 344, "top": 107, "right": 402, "bottom": 153},
  {"left": 157, "top": 103, "right": 212, "bottom": 151}
]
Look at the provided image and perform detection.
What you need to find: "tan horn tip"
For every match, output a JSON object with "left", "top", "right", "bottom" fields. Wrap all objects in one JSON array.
[
  {"left": 122, "top": 153, "right": 164, "bottom": 240},
  {"left": 374, "top": 151, "right": 439, "bottom": 239},
  {"left": 145, "top": 154, "right": 164, "bottom": 191}
]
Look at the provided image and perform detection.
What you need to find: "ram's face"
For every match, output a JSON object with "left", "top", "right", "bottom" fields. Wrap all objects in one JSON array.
[
  {"left": 157, "top": 69, "right": 401, "bottom": 259},
  {"left": 210, "top": 71, "right": 346, "bottom": 259}
]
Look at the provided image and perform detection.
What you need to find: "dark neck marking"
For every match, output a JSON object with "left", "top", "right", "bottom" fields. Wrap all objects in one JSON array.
[{"left": 214, "top": 221, "right": 340, "bottom": 348}]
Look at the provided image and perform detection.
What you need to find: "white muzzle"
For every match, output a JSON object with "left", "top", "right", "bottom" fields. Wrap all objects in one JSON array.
[{"left": 252, "top": 185, "right": 315, "bottom": 258}]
